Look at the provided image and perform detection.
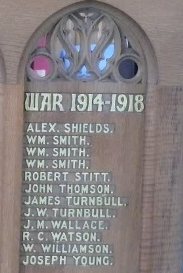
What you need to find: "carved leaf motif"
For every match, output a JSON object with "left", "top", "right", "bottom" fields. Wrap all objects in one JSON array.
[{"left": 27, "top": 8, "right": 142, "bottom": 82}]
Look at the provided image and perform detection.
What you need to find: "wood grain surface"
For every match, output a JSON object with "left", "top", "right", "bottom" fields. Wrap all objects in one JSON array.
[
  {"left": 19, "top": 81, "right": 144, "bottom": 273},
  {"left": 0, "top": 1, "right": 183, "bottom": 273}
]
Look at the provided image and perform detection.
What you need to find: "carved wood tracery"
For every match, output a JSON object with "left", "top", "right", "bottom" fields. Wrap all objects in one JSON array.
[{"left": 27, "top": 8, "right": 145, "bottom": 84}]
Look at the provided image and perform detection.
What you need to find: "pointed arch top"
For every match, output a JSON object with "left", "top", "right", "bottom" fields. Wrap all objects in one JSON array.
[{"left": 18, "top": 0, "right": 158, "bottom": 86}]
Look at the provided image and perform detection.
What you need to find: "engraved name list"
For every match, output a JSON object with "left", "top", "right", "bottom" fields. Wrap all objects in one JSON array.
[{"left": 20, "top": 91, "right": 144, "bottom": 267}]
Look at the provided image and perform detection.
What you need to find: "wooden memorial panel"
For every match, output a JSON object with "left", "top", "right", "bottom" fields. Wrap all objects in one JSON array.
[
  {"left": 18, "top": 5, "right": 148, "bottom": 273},
  {"left": 19, "top": 80, "right": 145, "bottom": 273}
]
